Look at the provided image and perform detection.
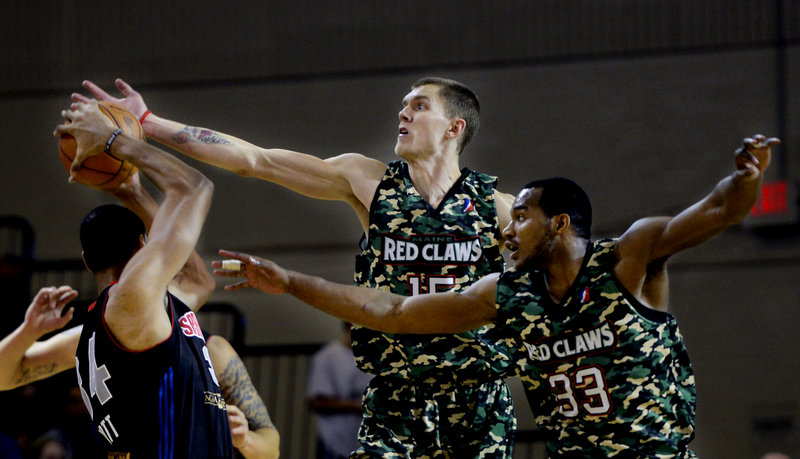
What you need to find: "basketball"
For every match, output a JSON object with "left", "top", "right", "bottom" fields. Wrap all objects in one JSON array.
[{"left": 59, "top": 101, "right": 145, "bottom": 189}]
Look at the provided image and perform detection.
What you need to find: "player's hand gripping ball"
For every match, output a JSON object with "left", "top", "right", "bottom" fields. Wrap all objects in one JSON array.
[{"left": 58, "top": 101, "right": 144, "bottom": 188}]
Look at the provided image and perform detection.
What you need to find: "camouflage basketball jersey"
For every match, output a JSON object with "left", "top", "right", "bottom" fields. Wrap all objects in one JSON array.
[
  {"left": 352, "top": 160, "right": 507, "bottom": 380},
  {"left": 491, "top": 239, "right": 697, "bottom": 458}
]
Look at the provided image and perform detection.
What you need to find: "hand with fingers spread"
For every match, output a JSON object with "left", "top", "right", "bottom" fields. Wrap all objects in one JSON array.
[
  {"left": 23, "top": 286, "right": 78, "bottom": 337},
  {"left": 54, "top": 100, "right": 118, "bottom": 180},
  {"left": 72, "top": 78, "right": 149, "bottom": 121},
  {"left": 735, "top": 133, "right": 779, "bottom": 181},
  {"left": 0, "top": 285, "right": 80, "bottom": 391},
  {"left": 212, "top": 250, "right": 290, "bottom": 294}
]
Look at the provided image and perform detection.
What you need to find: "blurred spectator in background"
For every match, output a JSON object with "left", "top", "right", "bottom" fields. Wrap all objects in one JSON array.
[{"left": 307, "top": 323, "right": 373, "bottom": 459}]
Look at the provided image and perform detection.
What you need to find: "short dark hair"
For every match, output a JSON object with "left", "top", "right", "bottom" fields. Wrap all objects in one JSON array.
[
  {"left": 80, "top": 204, "right": 146, "bottom": 272},
  {"left": 412, "top": 77, "right": 480, "bottom": 154},
  {"left": 523, "top": 177, "right": 592, "bottom": 240}
]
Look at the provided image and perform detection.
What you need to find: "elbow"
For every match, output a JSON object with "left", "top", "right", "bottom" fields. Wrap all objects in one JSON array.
[
  {"left": 266, "top": 429, "right": 280, "bottom": 459},
  {"left": 194, "top": 171, "right": 214, "bottom": 194},
  {"left": 377, "top": 303, "right": 413, "bottom": 335},
  {"left": 233, "top": 151, "right": 267, "bottom": 178},
  {"left": 180, "top": 171, "right": 215, "bottom": 201},
  {"left": 170, "top": 166, "right": 214, "bottom": 196}
]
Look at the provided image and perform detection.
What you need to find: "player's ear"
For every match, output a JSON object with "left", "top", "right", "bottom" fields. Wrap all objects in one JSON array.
[
  {"left": 81, "top": 251, "right": 92, "bottom": 273},
  {"left": 446, "top": 119, "right": 466, "bottom": 139},
  {"left": 553, "top": 214, "right": 571, "bottom": 235}
]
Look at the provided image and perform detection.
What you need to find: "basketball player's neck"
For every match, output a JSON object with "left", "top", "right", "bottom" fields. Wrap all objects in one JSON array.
[
  {"left": 93, "top": 267, "right": 123, "bottom": 293},
  {"left": 406, "top": 155, "right": 461, "bottom": 209}
]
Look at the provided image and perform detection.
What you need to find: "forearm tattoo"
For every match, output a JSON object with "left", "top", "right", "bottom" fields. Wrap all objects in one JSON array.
[
  {"left": 219, "top": 354, "right": 274, "bottom": 429},
  {"left": 172, "top": 126, "right": 233, "bottom": 145},
  {"left": 16, "top": 363, "right": 59, "bottom": 385}
]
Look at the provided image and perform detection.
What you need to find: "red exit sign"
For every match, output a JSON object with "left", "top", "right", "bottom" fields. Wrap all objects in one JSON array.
[
  {"left": 751, "top": 180, "right": 788, "bottom": 217},
  {"left": 746, "top": 180, "right": 798, "bottom": 228}
]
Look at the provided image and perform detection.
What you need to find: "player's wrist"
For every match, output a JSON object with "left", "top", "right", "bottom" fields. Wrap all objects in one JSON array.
[
  {"left": 139, "top": 110, "right": 152, "bottom": 126},
  {"left": 104, "top": 128, "right": 124, "bottom": 154},
  {"left": 239, "top": 432, "right": 250, "bottom": 451}
]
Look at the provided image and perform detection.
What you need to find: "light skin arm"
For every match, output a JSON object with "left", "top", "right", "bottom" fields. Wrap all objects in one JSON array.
[
  {"left": 55, "top": 100, "right": 214, "bottom": 350},
  {"left": 206, "top": 335, "right": 280, "bottom": 459},
  {"left": 213, "top": 250, "right": 500, "bottom": 334},
  {"left": 72, "top": 79, "right": 386, "bottom": 232},
  {"left": 615, "top": 134, "right": 779, "bottom": 311},
  {"left": 106, "top": 173, "right": 215, "bottom": 311},
  {"left": 0, "top": 286, "right": 80, "bottom": 390}
]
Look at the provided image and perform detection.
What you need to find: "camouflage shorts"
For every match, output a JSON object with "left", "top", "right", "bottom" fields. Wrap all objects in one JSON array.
[{"left": 350, "top": 376, "right": 516, "bottom": 459}]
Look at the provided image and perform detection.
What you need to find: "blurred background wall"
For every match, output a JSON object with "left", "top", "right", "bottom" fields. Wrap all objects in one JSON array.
[{"left": 1, "top": 1, "right": 798, "bottom": 457}]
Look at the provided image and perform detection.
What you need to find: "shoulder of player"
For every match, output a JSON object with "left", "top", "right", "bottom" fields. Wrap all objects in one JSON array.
[
  {"left": 494, "top": 190, "right": 515, "bottom": 224},
  {"left": 205, "top": 335, "right": 236, "bottom": 369},
  {"left": 615, "top": 217, "right": 671, "bottom": 260},
  {"left": 327, "top": 152, "right": 386, "bottom": 206},
  {"left": 325, "top": 152, "right": 386, "bottom": 178}
]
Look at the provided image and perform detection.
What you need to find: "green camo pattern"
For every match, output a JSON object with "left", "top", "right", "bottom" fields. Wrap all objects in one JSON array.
[
  {"left": 351, "top": 378, "right": 516, "bottom": 458},
  {"left": 488, "top": 238, "right": 697, "bottom": 458},
  {"left": 350, "top": 161, "right": 514, "bottom": 458},
  {"left": 352, "top": 161, "right": 507, "bottom": 379}
]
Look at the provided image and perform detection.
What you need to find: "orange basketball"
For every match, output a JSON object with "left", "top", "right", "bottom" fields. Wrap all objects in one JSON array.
[{"left": 59, "top": 101, "right": 144, "bottom": 189}]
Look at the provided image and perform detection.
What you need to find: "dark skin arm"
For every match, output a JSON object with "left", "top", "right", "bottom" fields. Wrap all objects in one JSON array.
[
  {"left": 105, "top": 173, "right": 215, "bottom": 311},
  {"left": 56, "top": 100, "right": 213, "bottom": 350},
  {"left": 615, "top": 134, "right": 779, "bottom": 311},
  {"left": 213, "top": 252, "right": 499, "bottom": 335}
]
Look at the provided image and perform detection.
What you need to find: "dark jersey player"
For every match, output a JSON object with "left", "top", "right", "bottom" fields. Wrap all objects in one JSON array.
[{"left": 63, "top": 100, "right": 231, "bottom": 458}]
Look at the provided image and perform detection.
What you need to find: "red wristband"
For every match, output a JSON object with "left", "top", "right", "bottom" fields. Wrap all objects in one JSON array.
[{"left": 139, "top": 110, "right": 152, "bottom": 125}]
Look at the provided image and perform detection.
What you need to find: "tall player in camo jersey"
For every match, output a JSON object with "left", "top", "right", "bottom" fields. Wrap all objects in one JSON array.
[
  {"left": 213, "top": 134, "right": 779, "bottom": 457},
  {"left": 74, "top": 77, "right": 517, "bottom": 457}
]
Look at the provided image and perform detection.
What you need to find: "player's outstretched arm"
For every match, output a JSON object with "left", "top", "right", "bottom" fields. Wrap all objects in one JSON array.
[
  {"left": 105, "top": 173, "right": 215, "bottom": 311},
  {"left": 0, "top": 286, "right": 80, "bottom": 390},
  {"left": 213, "top": 250, "right": 499, "bottom": 334},
  {"left": 615, "top": 134, "right": 779, "bottom": 308},
  {"left": 623, "top": 134, "right": 778, "bottom": 258},
  {"left": 207, "top": 335, "right": 280, "bottom": 459},
  {"left": 72, "top": 79, "right": 385, "bottom": 215}
]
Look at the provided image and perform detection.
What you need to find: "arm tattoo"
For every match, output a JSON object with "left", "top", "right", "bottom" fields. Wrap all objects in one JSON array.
[
  {"left": 172, "top": 126, "right": 233, "bottom": 145},
  {"left": 219, "top": 354, "right": 274, "bottom": 429},
  {"left": 16, "top": 363, "right": 59, "bottom": 385}
]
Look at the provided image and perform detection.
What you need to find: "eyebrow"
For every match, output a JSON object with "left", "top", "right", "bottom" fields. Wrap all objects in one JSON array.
[{"left": 402, "top": 95, "right": 431, "bottom": 106}]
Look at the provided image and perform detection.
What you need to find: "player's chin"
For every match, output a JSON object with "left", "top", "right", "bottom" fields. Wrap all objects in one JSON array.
[{"left": 511, "top": 254, "right": 531, "bottom": 270}]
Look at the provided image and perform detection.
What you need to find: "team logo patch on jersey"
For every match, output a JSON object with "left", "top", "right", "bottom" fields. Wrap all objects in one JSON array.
[
  {"left": 381, "top": 233, "right": 483, "bottom": 265},
  {"left": 463, "top": 197, "right": 474, "bottom": 212},
  {"left": 523, "top": 321, "right": 618, "bottom": 363},
  {"left": 580, "top": 286, "right": 590, "bottom": 303}
]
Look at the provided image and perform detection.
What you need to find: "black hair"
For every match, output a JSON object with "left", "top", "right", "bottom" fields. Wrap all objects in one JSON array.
[
  {"left": 412, "top": 76, "right": 480, "bottom": 154},
  {"left": 522, "top": 177, "right": 592, "bottom": 240},
  {"left": 80, "top": 204, "right": 146, "bottom": 272}
]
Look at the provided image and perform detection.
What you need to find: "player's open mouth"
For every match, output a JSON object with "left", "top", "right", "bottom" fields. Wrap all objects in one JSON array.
[
  {"left": 398, "top": 127, "right": 409, "bottom": 136},
  {"left": 505, "top": 241, "right": 519, "bottom": 258}
]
